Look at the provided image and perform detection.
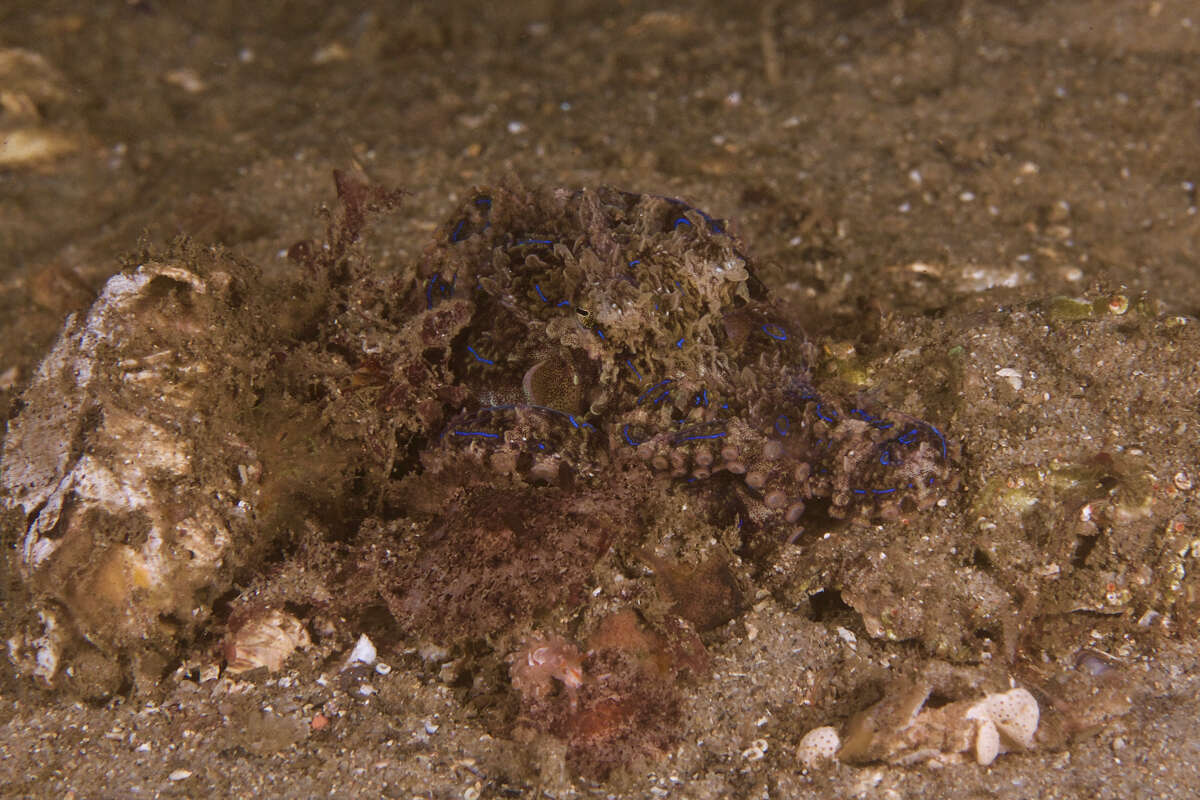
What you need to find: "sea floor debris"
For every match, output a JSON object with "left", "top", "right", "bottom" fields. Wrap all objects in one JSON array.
[{"left": 2, "top": 175, "right": 1197, "bottom": 781}]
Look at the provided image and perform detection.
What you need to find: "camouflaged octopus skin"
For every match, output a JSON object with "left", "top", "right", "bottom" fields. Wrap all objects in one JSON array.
[{"left": 417, "top": 184, "right": 952, "bottom": 528}]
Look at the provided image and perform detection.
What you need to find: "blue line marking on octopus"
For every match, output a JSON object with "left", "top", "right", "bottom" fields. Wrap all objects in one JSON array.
[{"left": 422, "top": 184, "right": 955, "bottom": 526}]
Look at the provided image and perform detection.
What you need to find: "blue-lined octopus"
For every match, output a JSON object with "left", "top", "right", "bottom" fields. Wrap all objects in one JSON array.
[{"left": 409, "top": 184, "right": 954, "bottom": 529}]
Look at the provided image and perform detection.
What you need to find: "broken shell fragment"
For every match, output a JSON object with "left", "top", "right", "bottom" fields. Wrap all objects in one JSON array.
[
  {"left": 224, "top": 608, "right": 311, "bottom": 674},
  {"left": 342, "top": 634, "right": 378, "bottom": 670}
]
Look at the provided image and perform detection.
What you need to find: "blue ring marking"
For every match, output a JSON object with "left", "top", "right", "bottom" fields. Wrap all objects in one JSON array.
[
  {"left": 625, "top": 360, "right": 643, "bottom": 381},
  {"left": 721, "top": 403, "right": 729, "bottom": 410},
  {"left": 874, "top": 487, "right": 897, "bottom": 495},
  {"left": 774, "top": 415, "right": 790, "bottom": 436},
  {"left": 557, "top": 299, "right": 571, "bottom": 307},
  {"left": 697, "top": 210, "right": 724, "bottom": 234},
  {"left": 815, "top": 403, "right": 837, "bottom": 423},
  {"left": 879, "top": 451, "right": 891, "bottom": 466},
  {"left": 622, "top": 424, "right": 642, "bottom": 446},
  {"left": 629, "top": 259, "right": 641, "bottom": 266},
  {"left": 674, "top": 431, "right": 727, "bottom": 442},
  {"left": 475, "top": 196, "right": 492, "bottom": 208},
  {"left": 536, "top": 442, "right": 546, "bottom": 450},
  {"left": 581, "top": 421, "right": 596, "bottom": 431},
  {"left": 850, "top": 408, "right": 893, "bottom": 429},
  {"left": 450, "top": 219, "right": 468, "bottom": 243},
  {"left": 425, "top": 274, "right": 438, "bottom": 309},
  {"left": 426, "top": 273, "right": 455, "bottom": 309},
  {"left": 636, "top": 379, "right": 673, "bottom": 405},
  {"left": 466, "top": 345, "right": 494, "bottom": 365},
  {"left": 528, "top": 404, "right": 578, "bottom": 422},
  {"left": 566, "top": 415, "right": 579, "bottom": 429},
  {"left": 424, "top": 273, "right": 456, "bottom": 309},
  {"left": 675, "top": 337, "right": 685, "bottom": 348},
  {"left": 762, "top": 323, "right": 788, "bottom": 341},
  {"left": 517, "top": 238, "right": 554, "bottom": 246},
  {"left": 897, "top": 427, "right": 919, "bottom": 445},
  {"left": 595, "top": 328, "right": 606, "bottom": 340},
  {"left": 653, "top": 390, "right": 671, "bottom": 405},
  {"left": 852, "top": 488, "right": 867, "bottom": 495},
  {"left": 659, "top": 196, "right": 726, "bottom": 235},
  {"left": 454, "top": 430, "right": 499, "bottom": 438},
  {"left": 534, "top": 284, "right": 550, "bottom": 303},
  {"left": 673, "top": 216, "right": 692, "bottom": 228},
  {"left": 927, "top": 424, "right": 948, "bottom": 460},
  {"left": 695, "top": 388, "right": 708, "bottom": 407}
]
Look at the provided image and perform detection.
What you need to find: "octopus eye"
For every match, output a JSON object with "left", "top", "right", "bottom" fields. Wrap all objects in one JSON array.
[
  {"left": 574, "top": 306, "right": 590, "bottom": 319},
  {"left": 523, "top": 355, "right": 585, "bottom": 414}
]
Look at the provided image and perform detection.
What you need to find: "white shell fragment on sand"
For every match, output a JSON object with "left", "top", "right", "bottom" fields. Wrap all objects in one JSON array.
[
  {"left": 343, "top": 634, "right": 378, "bottom": 669},
  {"left": 796, "top": 725, "right": 841, "bottom": 769}
]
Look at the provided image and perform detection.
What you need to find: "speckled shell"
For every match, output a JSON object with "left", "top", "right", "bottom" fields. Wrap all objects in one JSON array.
[{"left": 3, "top": 257, "right": 269, "bottom": 690}]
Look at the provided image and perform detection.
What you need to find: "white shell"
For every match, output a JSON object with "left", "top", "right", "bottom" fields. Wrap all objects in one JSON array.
[
  {"left": 344, "top": 634, "right": 378, "bottom": 668},
  {"left": 966, "top": 687, "right": 1039, "bottom": 750},
  {"left": 796, "top": 725, "right": 841, "bottom": 768},
  {"left": 974, "top": 718, "right": 1000, "bottom": 766}
]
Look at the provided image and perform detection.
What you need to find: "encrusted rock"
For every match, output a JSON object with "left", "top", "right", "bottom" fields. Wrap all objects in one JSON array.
[{"left": 2, "top": 254, "right": 278, "bottom": 693}]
